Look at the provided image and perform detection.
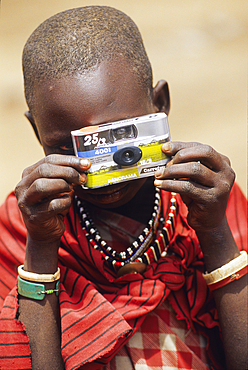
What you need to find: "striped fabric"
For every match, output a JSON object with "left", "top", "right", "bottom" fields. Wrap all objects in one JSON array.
[{"left": 0, "top": 183, "right": 247, "bottom": 370}]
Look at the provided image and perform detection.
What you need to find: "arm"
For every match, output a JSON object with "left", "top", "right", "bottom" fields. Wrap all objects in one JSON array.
[
  {"left": 154, "top": 141, "right": 247, "bottom": 370},
  {"left": 15, "top": 154, "right": 90, "bottom": 369},
  {"left": 197, "top": 221, "right": 247, "bottom": 369}
]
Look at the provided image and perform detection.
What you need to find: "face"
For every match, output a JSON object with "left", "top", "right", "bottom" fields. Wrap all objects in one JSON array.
[{"left": 32, "top": 58, "right": 157, "bottom": 207}]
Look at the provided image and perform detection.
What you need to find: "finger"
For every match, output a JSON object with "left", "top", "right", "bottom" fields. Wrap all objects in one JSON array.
[
  {"left": 43, "top": 154, "right": 91, "bottom": 170},
  {"left": 26, "top": 194, "right": 73, "bottom": 222},
  {"left": 162, "top": 142, "right": 223, "bottom": 171},
  {"left": 154, "top": 178, "right": 210, "bottom": 201},
  {"left": 22, "top": 154, "right": 90, "bottom": 179},
  {"left": 155, "top": 162, "right": 216, "bottom": 187},
  {"left": 24, "top": 178, "right": 75, "bottom": 204},
  {"left": 19, "top": 161, "right": 88, "bottom": 191},
  {"left": 161, "top": 141, "right": 201, "bottom": 155}
]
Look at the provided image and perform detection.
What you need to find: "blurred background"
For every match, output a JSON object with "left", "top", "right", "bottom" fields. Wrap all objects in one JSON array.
[{"left": 0, "top": 0, "right": 247, "bottom": 204}]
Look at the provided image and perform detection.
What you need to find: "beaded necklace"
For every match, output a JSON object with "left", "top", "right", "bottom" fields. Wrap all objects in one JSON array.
[{"left": 75, "top": 191, "right": 177, "bottom": 272}]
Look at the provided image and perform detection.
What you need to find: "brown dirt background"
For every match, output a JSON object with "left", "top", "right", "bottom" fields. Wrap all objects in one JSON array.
[{"left": 0, "top": 0, "right": 247, "bottom": 204}]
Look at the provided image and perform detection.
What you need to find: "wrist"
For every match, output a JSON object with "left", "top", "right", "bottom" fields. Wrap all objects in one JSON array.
[
  {"left": 196, "top": 217, "right": 240, "bottom": 272},
  {"left": 24, "top": 233, "right": 60, "bottom": 274}
]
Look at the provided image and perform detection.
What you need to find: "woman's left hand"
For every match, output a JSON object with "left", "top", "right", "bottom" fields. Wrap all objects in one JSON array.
[{"left": 154, "top": 141, "right": 235, "bottom": 232}]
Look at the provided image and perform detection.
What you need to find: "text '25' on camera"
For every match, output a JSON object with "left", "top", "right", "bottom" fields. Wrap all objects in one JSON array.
[{"left": 71, "top": 112, "right": 171, "bottom": 189}]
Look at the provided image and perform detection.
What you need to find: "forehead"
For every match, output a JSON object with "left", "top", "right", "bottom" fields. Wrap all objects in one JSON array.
[{"left": 33, "top": 58, "right": 152, "bottom": 137}]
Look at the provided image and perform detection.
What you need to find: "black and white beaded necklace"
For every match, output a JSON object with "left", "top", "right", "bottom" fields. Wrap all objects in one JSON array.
[{"left": 75, "top": 190, "right": 177, "bottom": 272}]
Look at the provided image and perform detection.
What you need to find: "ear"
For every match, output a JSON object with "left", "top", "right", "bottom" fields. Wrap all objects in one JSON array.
[
  {"left": 152, "top": 80, "right": 170, "bottom": 115},
  {"left": 24, "top": 111, "right": 41, "bottom": 144}
]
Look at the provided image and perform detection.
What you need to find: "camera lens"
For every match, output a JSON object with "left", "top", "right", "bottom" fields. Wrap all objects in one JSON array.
[
  {"left": 122, "top": 149, "right": 134, "bottom": 163},
  {"left": 113, "top": 146, "right": 142, "bottom": 166}
]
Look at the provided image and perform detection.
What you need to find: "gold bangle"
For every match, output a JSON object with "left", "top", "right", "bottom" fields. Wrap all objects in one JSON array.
[
  {"left": 203, "top": 251, "right": 248, "bottom": 285},
  {"left": 17, "top": 265, "right": 60, "bottom": 283}
]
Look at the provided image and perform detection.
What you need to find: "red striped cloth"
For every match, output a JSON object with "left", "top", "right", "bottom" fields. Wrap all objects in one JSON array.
[{"left": 0, "top": 183, "right": 247, "bottom": 370}]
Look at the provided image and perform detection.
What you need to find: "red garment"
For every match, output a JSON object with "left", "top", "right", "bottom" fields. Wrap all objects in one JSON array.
[
  {"left": 0, "top": 184, "right": 247, "bottom": 370},
  {"left": 104, "top": 300, "right": 210, "bottom": 369}
]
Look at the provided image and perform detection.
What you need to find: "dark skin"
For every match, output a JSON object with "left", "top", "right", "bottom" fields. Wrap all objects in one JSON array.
[{"left": 15, "top": 58, "right": 247, "bottom": 369}]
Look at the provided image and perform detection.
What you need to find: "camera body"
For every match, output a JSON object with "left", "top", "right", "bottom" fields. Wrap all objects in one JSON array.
[{"left": 71, "top": 112, "right": 170, "bottom": 188}]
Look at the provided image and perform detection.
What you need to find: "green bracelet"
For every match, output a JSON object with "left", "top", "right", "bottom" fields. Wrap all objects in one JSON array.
[{"left": 18, "top": 276, "right": 60, "bottom": 300}]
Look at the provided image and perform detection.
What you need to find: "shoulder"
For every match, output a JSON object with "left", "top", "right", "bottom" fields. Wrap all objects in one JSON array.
[
  {"left": 226, "top": 183, "right": 247, "bottom": 251},
  {"left": 0, "top": 191, "right": 26, "bottom": 237},
  {"left": 0, "top": 192, "right": 26, "bottom": 310},
  {"left": 227, "top": 182, "right": 247, "bottom": 207}
]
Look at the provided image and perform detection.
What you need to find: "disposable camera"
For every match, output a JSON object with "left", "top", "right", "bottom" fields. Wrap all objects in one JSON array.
[{"left": 71, "top": 112, "right": 171, "bottom": 189}]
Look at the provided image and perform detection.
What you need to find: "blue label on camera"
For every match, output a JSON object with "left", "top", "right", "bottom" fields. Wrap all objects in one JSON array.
[{"left": 77, "top": 146, "right": 117, "bottom": 158}]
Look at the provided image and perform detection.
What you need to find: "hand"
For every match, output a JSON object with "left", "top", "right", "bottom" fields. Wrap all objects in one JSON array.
[
  {"left": 15, "top": 155, "right": 90, "bottom": 243},
  {"left": 154, "top": 142, "right": 235, "bottom": 232}
]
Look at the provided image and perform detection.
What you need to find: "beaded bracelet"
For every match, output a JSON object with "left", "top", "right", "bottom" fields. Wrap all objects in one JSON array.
[
  {"left": 203, "top": 251, "right": 248, "bottom": 291},
  {"left": 18, "top": 276, "right": 60, "bottom": 300},
  {"left": 18, "top": 265, "right": 60, "bottom": 282}
]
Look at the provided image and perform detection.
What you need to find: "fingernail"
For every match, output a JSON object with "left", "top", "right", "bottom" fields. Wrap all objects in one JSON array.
[
  {"left": 155, "top": 169, "right": 163, "bottom": 178},
  {"left": 162, "top": 142, "right": 172, "bottom": 152},
  {"left": 154, "top": 179, "right": 163, "bottom": 187},
  {"left": 79, "top": 174, "right": 87, "bottom": 184},
  {"left": 80, "top": 158, "right": 90, "bottom": 167}
]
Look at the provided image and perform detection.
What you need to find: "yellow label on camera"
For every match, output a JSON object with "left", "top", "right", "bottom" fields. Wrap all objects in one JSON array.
[{"left": 86, "top": 167, "right": 140, "bottom": 188}]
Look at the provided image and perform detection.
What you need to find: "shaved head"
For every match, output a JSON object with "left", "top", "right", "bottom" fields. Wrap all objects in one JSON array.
[{"left": 22, "top": 6, "right": 153, "bottom": 114}]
